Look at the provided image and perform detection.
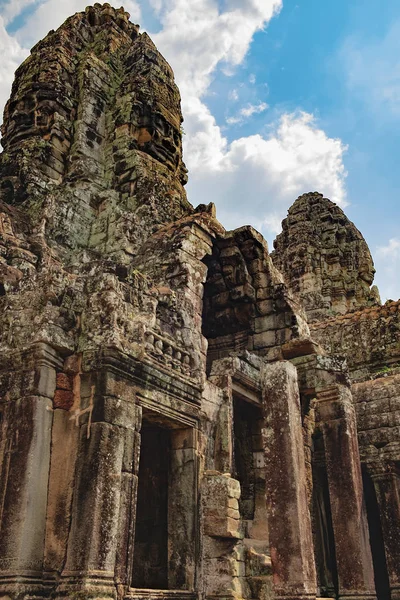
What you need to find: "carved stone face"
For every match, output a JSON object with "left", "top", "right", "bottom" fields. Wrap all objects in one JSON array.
[
  {"left": 359, "top": 256, "right": 375, "bottom": 285},
  {"left": 136, "top": 111, "right": 182, "bottom": 172}
]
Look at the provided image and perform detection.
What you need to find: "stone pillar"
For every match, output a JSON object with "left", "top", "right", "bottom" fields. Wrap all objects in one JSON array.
[
  {"left": 201, "top": 472, "right": 245, "bottom": 600},
  {"left": 56, "top": 371, "right": 141, "bottom": 600},
  {"left": 369, "top": 463, "right": 400, "bottom": 600},
  {"left": 0, "top": 398, "right": 53, "bottom": 572},
  {"left": 168, "top": 428, "right": 198, "bottom": 590},
  {"left": 316, "top": 385, "right": 376, "bottom": 600},
  {"left": 58, "top": 422, "right": 125, "bottom": 599},
  {"left": 0, "top": 344, "right": 60, "bottom": 599},
  {"left": 260, "top": 361, "right": 317, "bottom": 600}
]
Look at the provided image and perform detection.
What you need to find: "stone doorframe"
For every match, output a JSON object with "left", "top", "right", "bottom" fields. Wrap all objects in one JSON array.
[
  {"left": 292, "top": 353, "right": 376, "bottom": 600},
  {"left": 53, "top": 348, "right": 202, "bottom": 600},
  {"left": 129, "top": 399, "right": 199, "bottom": 594},
  {"left": 209, "top": 354, "right": 317, "bottom": 600}
]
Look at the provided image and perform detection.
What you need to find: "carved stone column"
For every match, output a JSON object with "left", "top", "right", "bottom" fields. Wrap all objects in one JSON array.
[
  {"left": 368, "top": 462, "right": 400, "bottom": 600},
  {"left": 316, "top": 384, "right": 375, "bottom": 600},
  {"left": 56, "top": 369, "right": 141, "bottom": 600},
  {"left": 0, "top": 344, "right": 61, "bottom": 600},
  {"left": 260, "top": 361, "right": 317, "bottom": 600}
]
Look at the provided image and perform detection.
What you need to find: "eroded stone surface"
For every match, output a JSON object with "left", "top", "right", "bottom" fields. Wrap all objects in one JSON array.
[
  {"left": 0, "top": 7, "right": 399, "bottom": 600},
  {"left": 271, "top": 192, "right": 379, "bottom": 322}
]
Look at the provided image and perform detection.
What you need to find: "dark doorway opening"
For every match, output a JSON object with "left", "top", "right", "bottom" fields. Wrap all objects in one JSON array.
[
  {"left": 362, "top": 468, "right": 390, "bottom": 600},
  {"left": 132, "top": 424, "right": 170, "bottom": 589},
  {"left": 312, "top": 459, "right": 339, "bottom": 599},
  {"left": 233, "top": 396, "right": 269, "bottom": 542},
  {"left": 233, "top": 397, "right": 259, "bottom": 520},
  {"left": 131, "top": 411, "right": 196, "bottom": 592},
  {"left": 233, "top": 393, "right": 269, "bottom": 567}
]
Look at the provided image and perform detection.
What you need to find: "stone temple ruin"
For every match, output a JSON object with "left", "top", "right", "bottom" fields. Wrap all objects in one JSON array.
[{"left": 0, "top": 5, "right": 399, "bottom": 600}]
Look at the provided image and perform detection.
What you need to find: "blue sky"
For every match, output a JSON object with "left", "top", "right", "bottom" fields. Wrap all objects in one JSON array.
[{"left": 0, "top": 0, "right": 399, "bottom": 301}]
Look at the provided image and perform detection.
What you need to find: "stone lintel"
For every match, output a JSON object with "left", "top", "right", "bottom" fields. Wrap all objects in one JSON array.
[
  {"left": 0, "top": 342, "right": 63, "bottom": 373},
  {"left": 0, "top": 343, "right": 63, "bottom": 403},
  {"left": 32, "top": 342, "right": 64, "bottom": 371},
  {"left": 291, "top": 354, "right": 350, "bottom": 398},
  {"left": 281, "top": 337, "right": 323, "bottom": 360},
  {"left": 366, "top": 460, "right": 400, "bottom": 481},
  {"left": 89, "top": 347, "right": 203, "bottom": 406},
  {"left": 209, "top": 354, "right": 262, "bottom": 401}
]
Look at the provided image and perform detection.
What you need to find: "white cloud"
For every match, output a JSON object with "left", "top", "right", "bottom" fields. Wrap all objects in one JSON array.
[
  {"left": 341, "top": 20, "right": 400, "bottom": 120},
  {"left": 227, "top": 101, "right": 269, "bottom": 124},
  {"left": 0, "top": 16, "right": 29, "bottom": 123},
  {"left": 241, "top": 102, "right": 268, "bottom": 117},
  {"left": 1, "top": 0, "right": 41, "bottom": 26},
  {"left": 152, "top": 0, "right": 282, "bottom": 100},
  {"left": 375, "top": 238, "right": 400, "bottom": 301},
  {"left": 148, "top": 0, "right": 164, "bottom": 17},
  {"left": 186, "top": 111, "right": 348, "bottom": 237},
  {"left": 148, "top": 0, "right": 282, "bottom": 174},
  {"left": 228, "top": 88, "right": 239, "bottom": 101},
  {"left": 150, "top": 0, "right": 346, "bottom": 239},
  {"left": 376, "top": 238, "right": 400, "bottom": 257}
]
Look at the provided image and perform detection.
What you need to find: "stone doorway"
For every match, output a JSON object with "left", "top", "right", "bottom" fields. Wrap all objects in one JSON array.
[
  {"left": 233, "top": 396, "right": 265, "bottom": 527},
  {"left": 232, "top": 395, "right": 271, "bottom": 598},
  {"left": 131, "top": 409, "right": 197, "bottom": 592},
  {"left": 312, "top": 460, "right": 338, "bottom": 599},
  {"left": 132, "top": 423, "right": 169, "bottom": 589},
  {"left": 362, "top": 468, "right": 390, "bottom": 600}
]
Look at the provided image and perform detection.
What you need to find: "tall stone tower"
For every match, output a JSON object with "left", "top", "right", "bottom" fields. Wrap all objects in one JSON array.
[
  {"left": 271, "top": 192, "right": 379, "bottom": 322},
  {"left": 0, "top": 2, "right": 189, "bottom": 259},
  {"left": 1, "top": 6, "right": 399, "bottom": 600}
]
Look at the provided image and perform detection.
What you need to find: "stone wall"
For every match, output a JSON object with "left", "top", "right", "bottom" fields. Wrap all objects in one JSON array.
[
  {"left": 311, "top": 300, "right": 400, "bottom": 380},
  {"left": 353, "top": 373, "right": 400, "bottom": 453},
  {"left": 0, "top": 6, "right": 399, "bottom": 600},
  {"left": 203, "top": 226, "right": 311, "bottom": 365}
]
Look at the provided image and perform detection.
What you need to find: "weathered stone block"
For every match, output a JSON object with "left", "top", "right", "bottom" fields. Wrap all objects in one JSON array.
[
  {"left": 253, "top": 330, "right": 276, "bottom": 349},
  {"left": 254, "top": 315, "right": 275, "bottom": 333},
  {"left": 53, "top": 388, "right": 74, "bottom": 410},
  {"left": 202, "top": 472, "right": 242, "bottom": 539},
  {"left": 92, "top": 394, "right": 139, "bottom": 429},
  {"left": 0, "top": 396, "right": 53, "bottom": 574},
  {"left": 56, "top": 372, "right": 73, "bottom": 390}
]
